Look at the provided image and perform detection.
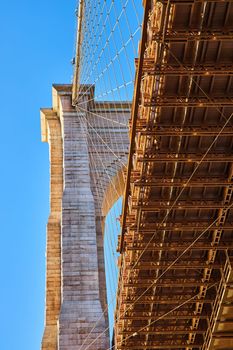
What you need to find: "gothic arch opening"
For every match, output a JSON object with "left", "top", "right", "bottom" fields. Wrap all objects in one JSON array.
[
  {"left": 100, "top": 168, "right": 125, "bottom": 342},
  {"left": 104, "top": 197, "right": 122, "bottom": 342},
  {"left": 102, "top": 168, "right": 125, "bottom": 217}
]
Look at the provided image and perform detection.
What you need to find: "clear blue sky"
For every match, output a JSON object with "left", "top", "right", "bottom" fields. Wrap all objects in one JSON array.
[{"left": 0, "top": 1, "right": 76, "bottom": 349}]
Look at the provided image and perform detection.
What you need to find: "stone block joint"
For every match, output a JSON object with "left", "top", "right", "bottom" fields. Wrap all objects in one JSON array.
[{"left": 40, "top": 84, "right": 130, "bottom": 349}]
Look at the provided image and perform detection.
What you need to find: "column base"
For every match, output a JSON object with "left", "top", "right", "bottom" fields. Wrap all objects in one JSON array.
[
  {"left": 41, "top": 324, "right": 57, "bottom": 350},
  {"left": 58, "top": 300, "right": 109, "bottom": 350}
]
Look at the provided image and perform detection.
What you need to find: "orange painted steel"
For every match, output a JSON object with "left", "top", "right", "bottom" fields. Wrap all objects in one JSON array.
[{"left": 116, "top": 1, "right": 233, "bottom": 350}]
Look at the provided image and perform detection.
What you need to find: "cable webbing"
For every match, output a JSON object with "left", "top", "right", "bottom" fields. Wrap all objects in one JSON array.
[
  {"left": 72, "top": 5, "right": 143, "bottom": 341},
  {"left": 70, "top": 1, "right": 233, "bottom": 349}
]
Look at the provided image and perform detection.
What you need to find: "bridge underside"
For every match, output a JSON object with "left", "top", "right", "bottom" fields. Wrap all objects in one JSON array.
[{"left": 116, "top": 1, "right": 233, "bottom": 350}]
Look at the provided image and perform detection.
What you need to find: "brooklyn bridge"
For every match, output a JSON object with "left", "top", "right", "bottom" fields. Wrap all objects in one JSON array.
[{"left": 40, "top": 1, "right": 233, "bottom": 349}]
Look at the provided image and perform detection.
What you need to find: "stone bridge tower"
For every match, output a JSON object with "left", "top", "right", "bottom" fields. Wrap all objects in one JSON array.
[{"left": 40, "top": 84, "right": 130, "bottom": 350}]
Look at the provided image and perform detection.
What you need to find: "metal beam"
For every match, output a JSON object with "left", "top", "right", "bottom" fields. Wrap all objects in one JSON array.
[
  {"left": 118, "top": 329, "right": 206, "bottom": 335},
  {"left": 123, "top": 281, "right": 218, "bottom": 288},
  {"left": 122, "top": 297, "right": 214, "bottom": 304},
  {"left": 129, "top": 221, "right": 233, "bottom": 231},
  {"left": 119, "top": 0, "right": 151, "bottom": 253},
  {"left": 126, "top": 242, "right": 233, "bottom": 251},
  {"left": 139, "top": 63, "right": 233, "bottom": 76},
  {"left": 125, "top": 261, "right": 224, "bottom": 270},
  {"left": 121, "top": 314, "right": 210, "bottom": 320},
  {"left": 153, "top": 31, "right": 233, "bottom": 42},
  {"left": 118, "top": 342, "right": 202, "bottom": 349},
  {"left": 131, "top": 200, "right": 228, "bottom": 210},
  {"left": 132, "top": 178, "right": 231, "bottom": 187},
  {"left": 137, "top": 126, "right": 233, "bottom": 136},
  {"left": 137, "top": 153, "right": 233, "bottom": 163},
  {"left": 143, "top": 97, "right": 233, "bottom": 107}
]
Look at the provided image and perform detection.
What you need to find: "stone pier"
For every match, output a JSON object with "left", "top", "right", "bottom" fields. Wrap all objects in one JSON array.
[{"left": 40, "top": 84, "right": 130, "bottom": 350}]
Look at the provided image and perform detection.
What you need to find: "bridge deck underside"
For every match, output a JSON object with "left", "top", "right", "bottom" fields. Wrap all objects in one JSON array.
[{"left": 115, "top": 1, "right": 233, "bottom": 350}]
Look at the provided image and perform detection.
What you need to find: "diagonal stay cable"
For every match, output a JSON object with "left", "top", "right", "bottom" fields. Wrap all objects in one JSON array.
[
  {"left": 78, "top": 9, "right": 233, "bottom": 350},
  {"left": 77, "top": 3, "right": 141, "bottom": 102},
  {"left": 149, "top": 41, "right": 233, "bottom": 124},
  {"left": 78, "top": 0, "right": 111, "bottom": 85},
  {"left": 81, "top": 105, "right": 128, "bottom": 164},
  {"left": 79, "top": 0, "right": 103, "bottom": 67},
  {"left": 129, "top": 24, "right": 233, "bottom": 267},
  {"left": 77, "top": 25, "right": 141, "bottom": 104},
  {"left": 105, "top": 282, "right": 219, "bottom": 350},
  {"left": 78, "top": 0, "right": 139, "bottom": 89},
  {"left": 81, "top": 200, "right": 233, "bottom": 350},
  {"left": 78, "top": 113, "right": 233, "bottom": 350},
  {"left": 76, "top": 80, "right": 134, "bottom": 107},
  {"left": 131, "top": 111, "right": 233, "bottom": 269},
  {"left": 78, "top": 105, "right": 128, "bottom": 127},
  {"left": 80, "top": 69, "right": 233, "bottom": 350},
  {"left": 79, "top": 46, "right": 233, "bottom": 350},
  {"left": 83, "top": 119, "right": 123, "bottom": 199},
  {"left": 78, "top": 0, "right": 128, "bottom": 93},
  {"left": 79, "top": 112, "right": 127, "bottom": 168},
  {"left": 78, "top": 114, "right": 123, "bottom": 350},
  {"left": 76, "top": 2, "right": 233, "bottom": 348},
  {"left": 125, "top": 0, "right": 233, "bottom": 267}
]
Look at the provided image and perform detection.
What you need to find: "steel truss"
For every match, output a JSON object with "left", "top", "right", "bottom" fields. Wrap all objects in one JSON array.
[{"left": 115, "top": 1, "right": 233, "bottom": 350}]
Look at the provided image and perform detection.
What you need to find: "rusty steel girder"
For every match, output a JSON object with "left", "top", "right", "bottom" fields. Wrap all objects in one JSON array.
[{"left": 115, "top": 1, "right": 233, "bottom": 350}]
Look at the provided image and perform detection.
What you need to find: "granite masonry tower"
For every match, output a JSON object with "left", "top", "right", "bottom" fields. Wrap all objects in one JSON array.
[{"left": 40, "top": 84, "right": 130, "bottom": 350}]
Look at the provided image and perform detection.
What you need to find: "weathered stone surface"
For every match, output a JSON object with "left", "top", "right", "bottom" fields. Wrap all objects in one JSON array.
[
  {"left": 40, "top": 84, "right": 130, "bottom": 349},
  {"left": 40, "top": 109, "right": 63, "bottom": 350}
]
